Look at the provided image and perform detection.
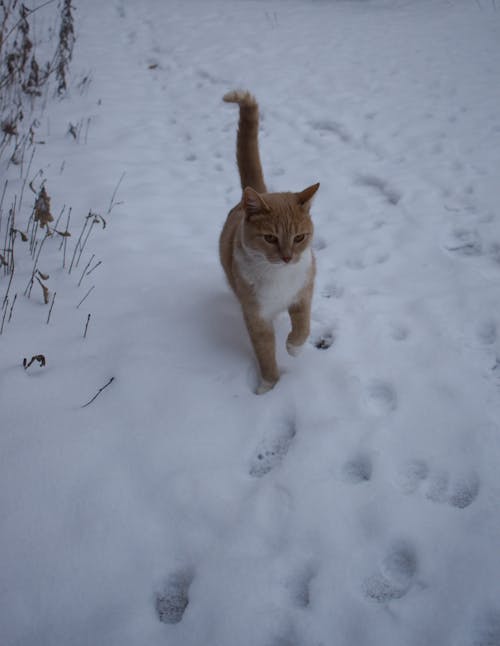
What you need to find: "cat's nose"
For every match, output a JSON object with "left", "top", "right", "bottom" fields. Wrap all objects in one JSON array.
[{"left": 281, "top": 255, "right": 292, "bottom": 263}]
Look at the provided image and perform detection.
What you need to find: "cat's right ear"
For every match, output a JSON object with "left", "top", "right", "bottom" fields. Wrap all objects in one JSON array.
[
  {"left": 296, "top": 182, "right": 320, "bottom": 209},
  {"left": 242, "top": 187, "right": 271, "bottom": 219}
]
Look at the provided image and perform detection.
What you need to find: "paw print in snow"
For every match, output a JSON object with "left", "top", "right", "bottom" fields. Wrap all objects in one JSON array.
[
  {"left": 362, "top": 539, "right": 418, "bottom": 603},
  {"left": 396, "top": 460, "right": 480, "bottom": 509}
]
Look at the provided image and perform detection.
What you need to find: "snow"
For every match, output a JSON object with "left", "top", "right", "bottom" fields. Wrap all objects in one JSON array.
[{"left": 1, "top": 0, "right": 500, "bottom": 644}]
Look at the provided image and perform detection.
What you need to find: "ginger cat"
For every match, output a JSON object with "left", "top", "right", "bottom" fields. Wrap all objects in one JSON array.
[{"left": 220, "top": 90, "right": 320, "bottom": 394}]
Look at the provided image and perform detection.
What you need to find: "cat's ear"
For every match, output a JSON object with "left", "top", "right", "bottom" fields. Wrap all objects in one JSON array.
[
  {"left": 296, "top": 182, "right": 320, "bottom": 209},
  {"left": 243, "top": 187, "right": 271, "bottom": 218}
]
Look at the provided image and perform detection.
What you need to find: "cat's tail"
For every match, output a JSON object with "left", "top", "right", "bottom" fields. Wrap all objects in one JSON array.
[{"left": 223, "top": 90, "right": 267, "bottom": 194}]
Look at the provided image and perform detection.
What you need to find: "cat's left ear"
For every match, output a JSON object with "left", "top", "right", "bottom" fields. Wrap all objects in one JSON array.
[
  {"left": 243, "top": 187, "right": 271, "bottom": 218},
  {"left": 296, "top": 182, "right": 320, "bottom": 209}
]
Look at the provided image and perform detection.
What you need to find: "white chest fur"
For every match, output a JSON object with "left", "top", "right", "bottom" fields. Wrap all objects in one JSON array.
[{"left": 235, "top": 246, "right": 312, "bottom": 320}]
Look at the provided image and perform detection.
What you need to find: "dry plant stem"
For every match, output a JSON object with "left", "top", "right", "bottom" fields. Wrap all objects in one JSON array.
[
  {"left": 54, "top": 204, "right": 66, "bottom": 231},
  {"left": 8, "top": 227, "right": 15, "bottom": 274},
  {"left": 29, "top": 169, "right": 43, "bottom": 195},
  {"left": 3, "top": 0, "right": 58, "bottom": 46},
  {"left": 76, "top": 284, "right": 94, "bottom": 309},
  {"left": 61, "top": 208, "right": 71, "bottom": 267},
  {"left": 59, "top": 207, "right": 71, "bottom": 250},
  {"left": 83, "top": 312, "right": 91, "bottom": 338},
  {"left": 8, "top": 292, "right": 17, "bottom": 322},
  {"left": 78, "top": 253, "right": 94, "bottom": 286},
  {"left": 29, "top": 220, "right": 39, "bottom": 256},
  {"left": 0, "top": 180, "right": 8, "bottom": 237},
  {"left": 63, "top": 229, "right": 68, "bottom": 267},
  {"left": 2, "top": 208, "right": 12, "bottom": 264},
  {"left": 26, "top": 209, "right": 35, "bottom": 249},
  {"left": 107, "top": 171, "right": 125, "bottom": 214},
  {"left": 36, "top": 275, "right": 49, "bottom": 303},
  {"left": 68, "top": 216, "right": 89, "bottom": 274},
  {"left": 18, "top": 147, "right": 36, "bottom": 215},
  {"left": 23, "top": 354, "right": 46, "bottom": 369},
  {"left": 2, "top": 268, "right": 15, "bottom": 309},
  {"left": 75, "top": 217, "right": 96, "bottom": 267},
  {"left": 81, "top": 377, "right": 114, "bottom": 408},
  {"left": 0, "top": 298, "right": 8, "bottom": 334},
  {"left": 3, "top": 200, "right": 16, "bottom": 274},
  {"left": 46, "top": 291, "right": 56, "bottom": 323},
  {"left": 85, "top": 259, "right": 101, "bottom": 277},
  {"left": 25, "top": 231, "right": 49, "bottom": 296}
]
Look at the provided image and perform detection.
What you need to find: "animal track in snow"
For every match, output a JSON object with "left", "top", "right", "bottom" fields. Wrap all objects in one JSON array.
[
  {"left": 313, "top": 330, "right": 334, "bottom": 351},
  {"left": 342, "top": 453, "right": 373, "bottom": 484},
  {"left": 490, "top": 242, "right": 500, "bottom": 265},
  {"left": 355, "top": 174, "right": 402, "bottom": 206},
  {"left": 155, "top": 569, "right": 193, "bottom": 624},
  {"left": 447, "top": 472, "right": 481, "bottom": 509},
  {"left": 390, "top": 323, "right": 410, "bottom": 341},
  {"left": 267, "top": 626, "right": 299, "bottom": 646},
  {"left": 320, "top": 282, "right": 344, "bottom": 299},
  {"left": 395, "top": 459, "right": 429, "bottom": 494},
  {"left": 444, "top": 228, "right": 482, "bottom": 257},
  {"left": 396, "top": 460, "right": 480, "bottom": 509},
  {"left": 249, "top": 418, "right": 297, "bottom": 477},
  {"left": 362, "top": 539, "right": 418, "bottom": 603},
  {"left": 345, "top": 257, "right": 366, "bottom": 271},
  {"left": 287, "top": 562, "right": 317, "bottom": 608},
  {"left": 476, "top": 319, "right": 497, "bottom": 346},
  {"left": 470, "top": 609, "right": 500, "bottom": 646},
  {"left": 364, "top": 379, "right": 398, "bottom": 415},
  {"left": 309, "top": 119, "right": 352, "bottom": 143}
]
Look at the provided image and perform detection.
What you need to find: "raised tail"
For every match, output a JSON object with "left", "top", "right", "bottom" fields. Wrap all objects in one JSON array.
[{"left": 223, "top": 90, "right": 267, "bottom": 194}]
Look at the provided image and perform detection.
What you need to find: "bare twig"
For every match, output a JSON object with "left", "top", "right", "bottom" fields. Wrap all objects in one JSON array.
[
  {"left": 3, "top": 0, "right": 58, "bottom": 46},
  {"left": 36, "top": 275, "right": 49, "bottom": 303},
  {"left": 78, "top": 253, "right": 94, "bottom": 286},
  {"left": 8, "top": 292, "right": 17, "bottom": 322},
  {"left": 2, "top": 266, "right": 14, "bottom": 308},
  {"left": 81, "top": 377, "right": 114, "bottom": 408},
  {"left": 54, "top": 204, "right": 66, "bottom": 231},
  {"left": 0, "top": 180, "right": 8, "bottom": 238},
  {"left": 18, "top": 146, "right": 36, "bottom": 215},
  {"left": 46, "top": 290, "right": 56, "bottom": 323},
  {"left": 25, "top": 231, "right": 49, "bottom": 296},
  {"left": 83, "top": 312, "right": 91, "bottom": 338},
  {"left": 68, "top": 214, "right": 89, "bottom": 274},
  {"left": 85, "top": 259, "right": 101, "bottom": 277},
  {"left": 23, "top": 354, "right": 46, "bottom": 369},
  {"left": 75, "top": 214, "right": 97, "bottom": 267},
  {"left": 76, "top": 284, "right": 94, "bottom": 309},
  {"left": 60, "top": 207, "right": 71, "bottom": 268},
  {"left": 0, "top": 298, "right": 8, "bottom": 334},
  {"left": 107, "top": 171, "right": 125, "bottom": 214}
]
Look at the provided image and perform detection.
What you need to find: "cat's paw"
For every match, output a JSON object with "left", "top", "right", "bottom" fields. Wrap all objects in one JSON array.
[
  {"left": 286, "top": 341, "right": 303, "bottom": 357},
  {"left": 286, "top": 335, "right": 305, "bottom": 357},
  {"left": 255, "top": 378, "right": 278, "bottom": 395}
]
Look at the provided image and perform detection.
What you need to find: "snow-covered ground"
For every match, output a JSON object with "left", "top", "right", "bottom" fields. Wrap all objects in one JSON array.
[{"left": 1, "top": 1, "right": 500, "bottom": 644}]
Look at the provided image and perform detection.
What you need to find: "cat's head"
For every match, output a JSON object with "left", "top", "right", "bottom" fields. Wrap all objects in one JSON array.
[{"left": 241, "top": 183, "right": 319, "bottom": 265}]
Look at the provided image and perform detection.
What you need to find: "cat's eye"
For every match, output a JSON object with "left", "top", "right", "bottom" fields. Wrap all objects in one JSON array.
[
  {"left": 263, "top": 234, "right": 278, "bottom": 244},
  {"left": 294, "top": 234, "right": 306, "bottom": 244}
]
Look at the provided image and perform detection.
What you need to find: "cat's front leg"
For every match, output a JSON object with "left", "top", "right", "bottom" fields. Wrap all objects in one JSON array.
[
  {"left": 286, "top": 293, "right": 312, "bottom": 357},
  {"left": 242, "top": 307, "right": 280, "bottom": 394}
]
